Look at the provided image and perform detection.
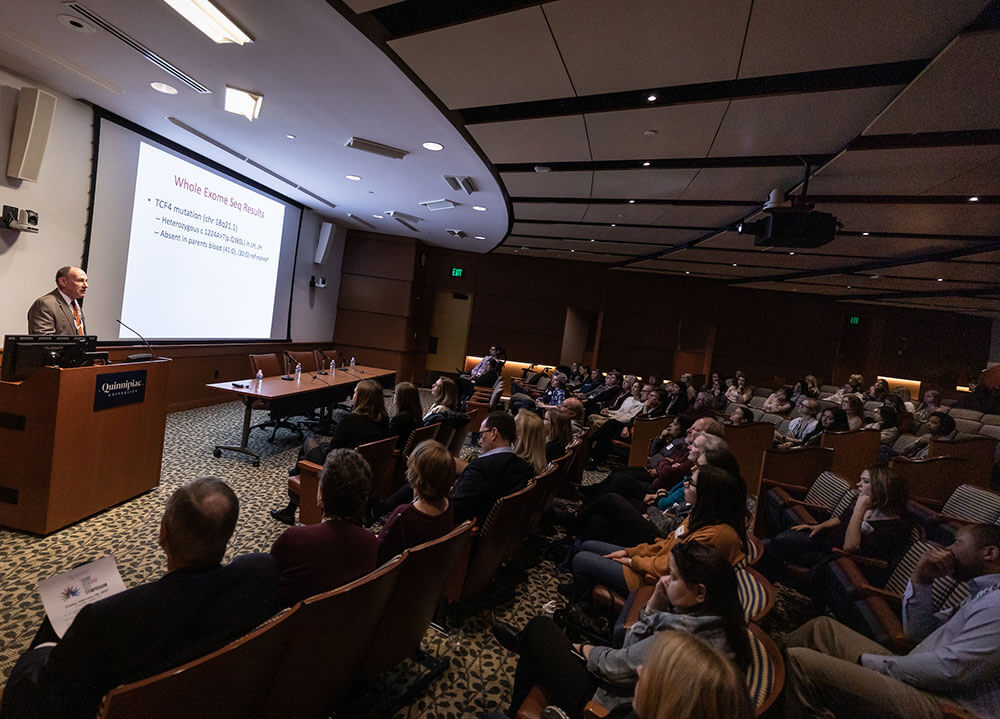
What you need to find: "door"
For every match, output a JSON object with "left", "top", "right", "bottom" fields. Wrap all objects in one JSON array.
[{"left": 426, "top": 289, "right": 473, "bottom": 373}]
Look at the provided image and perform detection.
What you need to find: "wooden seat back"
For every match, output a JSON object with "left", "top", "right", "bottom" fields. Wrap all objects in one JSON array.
[
  {"left": 356, "top": 435, "right": 401, "bottom": 501},
  {"left": 526, "top": 454, "right": 571, "bottom": 534},
  {"left": 291, "top": 459, "right": 324, "bottom": 524},
  {"left": 447, "top": 412, "right": 475, "bottom": 456},
  {"left": 98, "top": 606, "right": 298, "bottom": 719},
  {"left": 263, "top": 556, "right": 404, "bottom": 717},
  {"left": 402, "top": 422, "right": 441, "bottom": 456},
  {"left": 360, "top": 521, "right": 475, "bottom": 677},
  {"left": 565, "top": 427, "right": 592, "bottom": 491},
  {"left": 626, "top": 415, "right": 674, "bottom": 467},
  {"left": 435, "top": 421, "right": 456, "bottom": 449},
  {"left": 928, "top": 435, "right": 997, "bottom": 488},
  {"left": 821, "top": 429, "right": 880, "bottom": 481},
  {"left": 724, "top": 422, "right": 776, "bottom": 500},
  {"left": 760, "top": 447, "right": 834, "bottom": 494},
  {"left": 889, "top": 455, "right": 974, "bottom": 510},
  {"left": 249, "top": 352, "right": 282, "bottom": 377},
  {"left": 447, "top": 480, "right": 539, "bottom": 601}
]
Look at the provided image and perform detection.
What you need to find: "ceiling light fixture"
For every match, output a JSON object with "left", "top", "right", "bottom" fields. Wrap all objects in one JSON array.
[
  {"left": 474, "top": 235, "right": 485, "bottom": 240},
  {"left": 422, "top": 141, "right": 444, "bottom": 151},
  {"left": 647, "top": 94, "right": 657, "bottom": 102},
  {"left": 150, "top": 81, "right": 178, "bottom": 94},
  {"left": 788, "top": 251, "right": 795, "bottom": 255},
  {"left": 642, "top": 161, "right": 651, "bottom": 167},
  {"left": 969, "top": 196, "right": 979, "bottom": 202},
  {"left": 372, "top": 214, "right": 384, "bottom": 219},
  {"left": 570, "top": 249, "right": 575, "bottom": 253},
  {"left": 862, "top": 232, "right": 870, "bottom": 236},
  {"left": 472, "top": 206, "right": 487, "bottom": 212},
  {"left": 611, "top": 223, "right": 616, "bottom": 227},
  {"left": 285, "top": 133, "right": 295, "bottom": 139},
  {"left": 937, "top": 277, "right": 944, "bottom": 281},
  {"left": 345, "top": 137, "right": 408, "bottom": 160},
  {"left": 223, "top": 86, "right": 262, "bottom": 120},
  {"left": 345, "top": 174, "right": 362, "bottom": 181},
  {"left": 628, "top": 200, "right": 635, "bottom": 204},
  {"left": 685, "top": 271, "right": 690, "bottom": 274},
  {"left": 162, "top": 0, "right": 253, "bottom": 45}
]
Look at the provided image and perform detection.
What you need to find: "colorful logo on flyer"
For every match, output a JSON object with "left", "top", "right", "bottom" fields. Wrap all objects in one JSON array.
[{"left": 61, "top": 585, "right": 81, "bottom": 601}]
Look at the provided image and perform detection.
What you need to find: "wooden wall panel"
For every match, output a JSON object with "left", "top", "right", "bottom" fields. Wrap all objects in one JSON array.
[{"left": 338, "top": 274, "right": 414, "bottom": 316}]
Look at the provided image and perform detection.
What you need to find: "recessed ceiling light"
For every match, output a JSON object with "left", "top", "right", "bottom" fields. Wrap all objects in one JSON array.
[
  {"left": 570, "top": 249, "right": 575, "bottom": 253},
  {"left": 475, "top": 235, "right": 485, "bottom": 240},
  {"left": 285, "top": 133, "right": 296, "bottom": 139},
  {"left": 862, "top": 232, "right": 870, "bottom": 236},
  {"left": 788, "top": 251, "right": 795, "bottom": 255},
  {"left": 58, "top": 14, "right": 96, "bottom": 33},
  {"left": 628, "top": 200, "right": 635, "bottom": 204},
  {"left": 642, "top": 161, "right": 651, "bottom": 167},
  {"left": 521, "top": 246, "right": 528, "bottom": 250},
  {"left": 685, "top": 271, "right": 690, "bottom": 274},
  {"left": 611, "top": 223, "right": 616, "bottom": 227},
  {"left": 162, "top": 0, "right": 253, "bottom": 45},
  {"left": 937, "top": 277, "right": 944, "bottom": 281},
  {"left": 732, "top": 263, "right": 738, "bottom": 267},
  {"left": 345, "top": 175, "right": 362, "bottom": 181},
  {"left": 372, "top": 214, "right": 384, "bottom": 219},
  {"left": 590, "top": 239, "right": 595, "bottom": 242},
  {"left": 969, "top": 196, "right": 979, "bottom": 202},
  {"left": 647, "top": 94, "right": 657, "bottom": 102},
  {"left": 223, "top": 86, "right": 262, "bottom": 120},
  {"left": 422, "top": 141, "right": 444, "bottom": 151},
  {"left": 150, "top": 81, "right": 178, "bottom": 94},
  {"left": 847, "top": 285, "right": 852, "bottom": 289},
  {"left": 472, "top": 206, "right": 487, "bottom": 212}
]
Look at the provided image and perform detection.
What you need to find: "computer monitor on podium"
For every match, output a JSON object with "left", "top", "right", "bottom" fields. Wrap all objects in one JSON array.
[{"left": 1, "top": 334, "right": 98, "bottom": 382}]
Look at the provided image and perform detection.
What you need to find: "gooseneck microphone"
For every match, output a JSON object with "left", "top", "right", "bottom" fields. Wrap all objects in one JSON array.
[
  {"left": 280, "top": 350, "right": 297, "bottom": 380},
  {"left": 115, "top": 319, "right": 154, "bottom": 361}
]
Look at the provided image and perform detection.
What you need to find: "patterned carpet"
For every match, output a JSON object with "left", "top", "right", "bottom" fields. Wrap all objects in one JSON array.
[{"left": 0, "top": 395, "right": 818, "bottom": 717}]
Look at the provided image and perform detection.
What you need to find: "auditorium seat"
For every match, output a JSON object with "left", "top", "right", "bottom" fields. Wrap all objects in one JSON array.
[
  {"left": 723, "top": 422, "right": 775, "bottom": 506},
  {"left": 821, "top": 429, "right": 880, "bottom": 483},
  {"left": 908, "top": 483, "right": 1000, "bottom": 544},
  {"left": 927, "top": 435, "right": 997, "bottom": 488},
  {"left": 97, "top": 605, "right": 298, "bottom": 719},
  {"left": 263, "top": 556, "right": 404, "bottom": 717},
  {"left": 617, "top": 415, "right": 672, "bottom": 467},
  {"left": 761, "top": 470, "right": 854, "bottom": 538},
  {"left": 355, "top": 435, "right": 401, "bottom": 501},
  {"left": 285, "top": 350, "right": 320, "bottom": 373},
  {"left": 447, "top": 412, "right": 475, "bottom": 456},
  {"left": 291, "top": 459, "right": 323, "bottom": 525},
  {"left": 888, "top": 456, "right": 974, "bottom": 510},
  {"left": 526, "top": 455, "right": 570, "bottom": 535}
]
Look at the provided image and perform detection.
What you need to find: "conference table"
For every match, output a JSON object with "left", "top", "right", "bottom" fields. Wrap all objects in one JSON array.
[{"left": 207, "top": 364, "right": 396, "bottom": 465}]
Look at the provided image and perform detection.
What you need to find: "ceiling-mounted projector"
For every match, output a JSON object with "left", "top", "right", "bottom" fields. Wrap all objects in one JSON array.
[{"left": 737, "top": 206, "right": 838, "bottom": 248}]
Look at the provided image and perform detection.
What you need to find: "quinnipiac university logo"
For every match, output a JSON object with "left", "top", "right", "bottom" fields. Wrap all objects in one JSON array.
[{"left": 94, "top": 369, "right": 147, "bottom": 411}]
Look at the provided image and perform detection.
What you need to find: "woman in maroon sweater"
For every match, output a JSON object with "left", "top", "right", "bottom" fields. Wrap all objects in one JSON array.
[
  {"left": 377, "top": 439, "right": 455, "bottom": 564},
  {"left": 271, "top": 448, "right": 378, "bottom": 607}
]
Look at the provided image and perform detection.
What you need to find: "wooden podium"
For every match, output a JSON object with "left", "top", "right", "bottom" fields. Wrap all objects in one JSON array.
[{"left": 0, "top": 359, "right": 170, "bottom": 534}]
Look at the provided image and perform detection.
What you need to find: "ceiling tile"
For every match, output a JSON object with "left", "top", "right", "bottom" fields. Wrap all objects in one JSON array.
[
  {"left": 388, "top": 7, "right": 575, "bottom": 109},
  {"left": 884, "top": 261, "right": 1000, "bottom": 282},
  {"left": 809, "top": 146, "right": 1000, "bottom": 195},
  {"left": 865, "top": 30, "right": 1000, "bottom": 134},
  {"left": 709, "top": 86, "right": 904, "bottom": 157},
  {"left": 926, "top": 156, "right": 1000, "bottom": 196},
  {"left": 680, "top": 166, "right": 807, "bottom": 201},
  {"left": 591, "top": 169, "right": 700, "bottom": 199},
  {"left": 512, "top": 202, "right": 588, "bottom": 222},
  {"left": 586, "top": 102, "right": 729, "bottom": 160},
  {"left": 739, "top": 0, "right": 989, "bottom": 77},
  {"left": 582, "top": 203, "right": 666, "bottom": 224},
  {"left": 544, "top": 0, "right": 750, "bottom": 94},
  {"left": 468, "top": 116, "right": 591, "bottom": 163},
  {"left": 815, "top": 202, "right": 1000, "bottom": 236},
  {"left": 960, "top": 250, "right": 1000, "bottom": 263},
  {"left": 667, "top": 248, "right": 855, "bottom": 271},
  {"left": 652, "top": 205, "right": 748, "bottom": 228},
  {"left": 501, "top": 171, "right": 594, "bottom": 198}
]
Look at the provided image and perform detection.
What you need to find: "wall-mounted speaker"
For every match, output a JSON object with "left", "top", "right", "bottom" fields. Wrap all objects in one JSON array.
[
  {"left": 314, "top": 221, "right": 345, "bottom": 264},
  {"left": 7, "top": 87, "right": 56, "bottom": 183}
]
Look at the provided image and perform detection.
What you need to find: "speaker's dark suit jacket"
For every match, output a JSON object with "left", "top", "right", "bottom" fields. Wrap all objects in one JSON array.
[
  {"left": 0, "top": 553, "right": 279, "bottom": 719},
  {"left": 26, "top": 289, "right": 85, "bottom": 335}
]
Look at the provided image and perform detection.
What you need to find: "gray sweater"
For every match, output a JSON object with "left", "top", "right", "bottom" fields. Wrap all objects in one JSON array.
[{"left": 586, "top": 608, "right": 732, "bottom": 710}]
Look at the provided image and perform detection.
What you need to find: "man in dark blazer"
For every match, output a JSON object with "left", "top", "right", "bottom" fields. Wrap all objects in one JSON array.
[
  {"left": 26, "top": 266, "right": 88, "bottom": 335},
  {"left": 451, "top": 411, "right": 533, "bottom": 525},
  {"left": 0, "top": 477, "right": 279, "bottom": 719}
]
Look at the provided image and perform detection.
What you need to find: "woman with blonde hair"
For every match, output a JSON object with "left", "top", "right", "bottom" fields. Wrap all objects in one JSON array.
[
  {"left": 389, "top": 381, "right": 422, "bottom": 450},
  {"left": 514, "top": 408, "right": 548, "bottom": 476},
  {"left": 377, "top": 439, "right": 455, "bottom": 563},
  {"left": 631, "top": 631, "right": 752, "bottom": 719},
  {"left": 424, "top": 376, "right": 459, "bottom": 421},
  {"left": 545, "top": 408, "right": 573, "bottom": 462}
]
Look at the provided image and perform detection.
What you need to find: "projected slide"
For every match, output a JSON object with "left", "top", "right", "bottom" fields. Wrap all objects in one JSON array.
[{"left": 119, "top": 142, "right": 286, "bottom": 339}]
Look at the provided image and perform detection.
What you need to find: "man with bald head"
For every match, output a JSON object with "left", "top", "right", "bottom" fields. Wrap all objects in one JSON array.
[{"left": 27, "top": 266, "right": 89, "bottom": 335}]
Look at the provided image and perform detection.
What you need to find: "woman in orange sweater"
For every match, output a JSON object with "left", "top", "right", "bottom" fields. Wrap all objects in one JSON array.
[{"left": 564, "top": 466, "right": 748, "bottom": 598}]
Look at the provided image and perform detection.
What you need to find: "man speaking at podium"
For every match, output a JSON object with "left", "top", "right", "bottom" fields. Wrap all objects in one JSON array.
[{"left": 27, "top": 266, "right": 88, "bottom": 335}]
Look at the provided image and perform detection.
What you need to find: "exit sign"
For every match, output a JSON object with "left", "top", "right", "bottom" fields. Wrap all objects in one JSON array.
[
  {"left": 451, "top": 267, "right": 464, "bottom": 277},
  {"left": 849, "top": 316, "right": 860, "bottom": 325}
]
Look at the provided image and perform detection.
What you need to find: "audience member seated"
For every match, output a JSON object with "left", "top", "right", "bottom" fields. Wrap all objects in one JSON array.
[
  {"left": 863, "top": 377, "right": 890, "bottom": 403},
  {"left": 586, "top": 389, "right": 666, "bottom": 469},
  {"left": 545, "top": 408, "right": 573, "bottom": 462},
  {"left": 798, "top": 407, "right": 850, "bottom": 448},
  {"left": 424, "top": 376, "right": 460, "bottom": 423},
  {"left": 564, "top": 466, "right": 747, "bottom": 598},
  {"left": 915, "top": 389, "right": 942, "bottom": 422},
  {"left": 841, "top": 394, "right": 866, "bottom": 430},
  {"left": 450, "top": 411, "right": 535, "bottom": 525},
  {"left": 661, "top": 381, "right": 690, "bottom": 416},
  {"left": 274, "top": 379, "right": 392, "bottom": 524},
  {"left": 582, "top": 372, "right": 623, "bottom": 415},
  {"left": 864, "top": 405, "right": 900, "bottom": 464},
  {"left": 725, "top": 375, "right": 753, "bottom": 405},
  {"left": 458, "top": 344, "right": 502, "bottom": 399},
  {"left": 774, "top": 398, "right": 820, "bottom": 448},
  {"left": 679, "top": 373, "right": 697, "bottom": 402},
  {"left": 579, "top": 368, "right": 604, "bottom": 394},
  {"left": 510, "top": 373, "right": 570, "bottom": 416},
  {"left": 0, "top": 478, "right": 278, "bottom": 719},
  {"left": 959, "top": 383, "right": 996, "bottom": 414},
  {"left": 782, "top": 523, "right": 1000, "bottom": 719},
  {"left": 493, "top": 542, "right": 751, "bottom": 719},
  {"left": 882, "top": 394, "right": 915, "bottom": 434},
  {"left": 649, "top": 431, "right": 728, "bottom": 508},
  {"left": 762, "top": 387, "right": 792, "bottom": 414},
  {"left": 760, "top": 466, "right": 911, "bottom": 584},
  {"left": 388, "top": 381, "right": 422, "bottom": 450},
  {"left": 589, "top": 377, "right": 640, "bottom": 428},
  {"left": 893, "top": 386, "right": 916, "bottom": 413},
  {"left": 271, "top": 449, "right": 377, "bottom": 606},
  {"left": 726, "top": 406, "right": 755, "bottom": 425},
  {"left": 562, "top": 397, "right": 586, "bottom": 434},
  {"left": 629, "top": 629, "right": 752, "bottom": 719},
  {"left": 791, "top": 375, "right": 821, "bottom": 404},
  {"left": 377, "top": 440, "right": 455, "bottom": 565},
  {"left": 898, "top": 411, "right": 957, "bottom": 459},
  {"left": 514, "top": 408, "right": 549, "bottom": 476}
]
